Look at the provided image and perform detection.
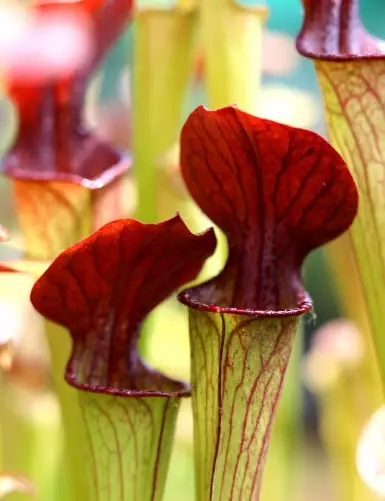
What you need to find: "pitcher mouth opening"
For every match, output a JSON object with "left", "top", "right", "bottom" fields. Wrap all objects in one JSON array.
[{"left": 178, "top": 287, "right": 313, "bottom": 318}]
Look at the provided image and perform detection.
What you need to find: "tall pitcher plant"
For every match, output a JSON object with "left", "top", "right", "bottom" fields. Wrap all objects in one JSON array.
[
  {"left": 178, "top": 105, "right": 358, "bottom": 500},
  {"left": 297, "top": 0, "right": 385, "bottom": 390}
]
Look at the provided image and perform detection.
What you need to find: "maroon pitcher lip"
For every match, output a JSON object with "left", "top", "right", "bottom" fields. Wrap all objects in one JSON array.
[
  {"left": 178, "top": 289, "right": 313, "bottom": 318},
  {"left": 1, "top": 151, "right": 132, "bottom": 189},
  {"left": 296, "top": 0, "right": 385, "bottom": 61}
]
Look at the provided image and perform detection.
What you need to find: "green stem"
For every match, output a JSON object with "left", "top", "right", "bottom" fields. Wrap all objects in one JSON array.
[
  {"left": 0, "top": 273, "right": 62, "bottom": 501},
  {"left": 188, "top": 308, "right": 299, "bottom": 501},
  {"left": 199, "top": 0, "right": 267, "bottom": 269},
  {"left": 318, "top": 369, "right": 378, "bottom": 501},
  {"left": 200, "top": 0, "right": 267, "bottom": 112},
  {"left": 79, "top": 392, "right": 181, "bottom": 501},
  {"left": 325, "top": 235, "right": 383, "bottom": 402},
  {"left": 132, "top": 7, "right": 197, "bottom": 357},
  {"left": 132, "top": 8, "right": 196, "bottom": 223},
  {"left": 0, "top": 381, "right": 62, "bottom": 501},
  {"left": 44, "top": 321, "right": 88, "bottom": 501}
]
